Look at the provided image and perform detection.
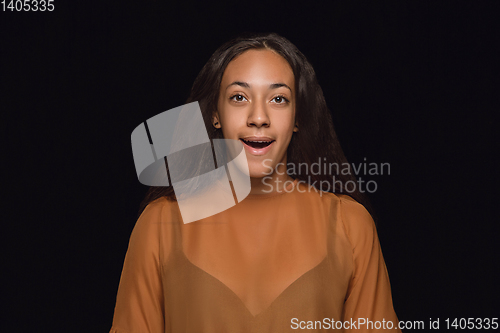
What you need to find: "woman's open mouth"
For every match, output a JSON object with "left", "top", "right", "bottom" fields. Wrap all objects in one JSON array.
[{"left": 239, "top": 138, "right": 275, "bottom": 155}]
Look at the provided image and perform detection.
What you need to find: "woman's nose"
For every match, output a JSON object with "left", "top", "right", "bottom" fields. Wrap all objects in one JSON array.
[{"left": 247, "top": 102, "right": 270, "bottom": 128}]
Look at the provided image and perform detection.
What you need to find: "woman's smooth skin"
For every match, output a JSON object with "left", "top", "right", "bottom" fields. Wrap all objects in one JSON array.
[{"left": 214, "top": 49, "right": 299, "bottom": 195}]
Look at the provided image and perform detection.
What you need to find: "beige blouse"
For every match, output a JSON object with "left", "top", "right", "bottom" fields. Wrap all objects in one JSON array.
[{"left": 110, "top": 179, "right": 401, "bottom": 332}]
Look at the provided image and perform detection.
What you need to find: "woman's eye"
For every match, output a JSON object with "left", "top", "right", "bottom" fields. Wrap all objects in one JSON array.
[
  {"left": 230, "top": 94, "right": 247, "bottom": 102},
  {"left": 272, "top": 96, "right": 289, "bottom": 104}
]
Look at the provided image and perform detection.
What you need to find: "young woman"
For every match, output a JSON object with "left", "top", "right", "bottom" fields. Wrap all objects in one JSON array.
[{"left": 110, "top": 33, "right": 401, "bottom": 332}]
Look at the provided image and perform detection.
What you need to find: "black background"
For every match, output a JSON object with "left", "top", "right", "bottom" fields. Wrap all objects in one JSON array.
[{"left": 2, "top": 1, "right": 498, "bottom": 332}]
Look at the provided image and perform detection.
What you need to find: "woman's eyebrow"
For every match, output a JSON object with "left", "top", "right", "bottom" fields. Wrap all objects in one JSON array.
[
  {"left": 226, "top": 81, "right": 250, "bottom": 91},
  {"left": 225, "top": 81, "right": 292, "bottom": 92},
  {"left": 269, "top": 83, "right": 292, "bottom": 92}
]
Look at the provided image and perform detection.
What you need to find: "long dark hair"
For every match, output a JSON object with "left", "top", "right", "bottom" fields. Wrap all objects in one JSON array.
[{"left": 138, "top": 32, "right": 373, "bottom": 217}]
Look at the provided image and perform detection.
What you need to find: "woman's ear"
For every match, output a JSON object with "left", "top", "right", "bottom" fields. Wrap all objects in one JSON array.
[
  {"left": 213, "top": 113, "right": 221, "bottom": 129},
  {"left": 293, "top": 121, "right": 299, "bottom": 132}
]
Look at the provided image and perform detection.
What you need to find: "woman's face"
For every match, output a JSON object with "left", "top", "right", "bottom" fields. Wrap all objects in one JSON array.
[{"left": 215, "top": 49, "right": 298, "bottom": 179}]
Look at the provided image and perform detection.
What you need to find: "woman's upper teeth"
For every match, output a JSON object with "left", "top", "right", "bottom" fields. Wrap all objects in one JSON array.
[{"left": 242, "top": 138, "right": 273, "bottom": 142}]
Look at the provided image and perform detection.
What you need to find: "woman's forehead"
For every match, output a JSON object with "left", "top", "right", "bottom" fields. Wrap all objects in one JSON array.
[{"left": 221, "top": 49, "right": 294, "bottom": 91}]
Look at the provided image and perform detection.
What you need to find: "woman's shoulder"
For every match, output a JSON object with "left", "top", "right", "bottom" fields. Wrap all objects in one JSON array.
[
  {"left": 315, "top": 191, "right": 375, "bottom": 242},
  {"left": 336, "top": 194, "right": 371, "bottom": 219},
  {"left": 293, "top": 183, "right": 374, "bottom": 230},
  {"left": 143, "top": 196, "right": 179, "bottom": 212},
  {"left": 136, "top": 196, "right": 182, "bottom": 228}
]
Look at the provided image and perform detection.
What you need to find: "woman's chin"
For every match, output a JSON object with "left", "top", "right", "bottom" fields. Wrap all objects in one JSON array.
[{"left": 248, "top": 169, "right": 274, "bottom": 180}]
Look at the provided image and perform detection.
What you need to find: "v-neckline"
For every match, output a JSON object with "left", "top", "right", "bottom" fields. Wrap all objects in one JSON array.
[{"left": 179, "top": 250, "right": 328, "bottom": 318}]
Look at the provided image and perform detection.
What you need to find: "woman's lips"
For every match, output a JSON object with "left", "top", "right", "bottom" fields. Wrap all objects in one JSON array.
[{"left": 240, "top": 139, "right": 274, "bottom": 155}]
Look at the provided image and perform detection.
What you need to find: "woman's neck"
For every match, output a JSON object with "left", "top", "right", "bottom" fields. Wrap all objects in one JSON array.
[{"left": 249, "top": 170, "right": 295, "bottom": 196}]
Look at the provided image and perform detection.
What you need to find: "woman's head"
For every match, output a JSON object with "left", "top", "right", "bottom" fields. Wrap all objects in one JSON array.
[
  {"left": 187, "top": 33, "right": 333, "bottom": 180},
  {"left": 140, "top": 33, "right": 373, "bottom": 217},
  {"left": 214, "top": 48, "right": 298, "bottom": 178}
]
